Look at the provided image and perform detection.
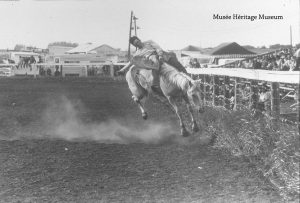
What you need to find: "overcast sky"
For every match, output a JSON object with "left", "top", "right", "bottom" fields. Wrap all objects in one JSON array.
[{"left": 0, "top": 0, "right": 299, "bottom": 50}]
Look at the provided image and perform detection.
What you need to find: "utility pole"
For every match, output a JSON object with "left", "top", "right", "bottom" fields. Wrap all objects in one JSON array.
[
  {"left": 127, "top": 11, "right": 133, "bottom": 60},
  {"left": 133, "top": 15, "right": 138, "bottom": 36},
  {"left": 290, "top": 25, "right": 293, "bottom": 47},
  {"left": 133, "top": 15, "right": 140, "bottom": 50}
]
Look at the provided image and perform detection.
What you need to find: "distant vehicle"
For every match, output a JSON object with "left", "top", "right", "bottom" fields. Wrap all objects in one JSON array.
[
  {"left": 0, "top": 58, "right": 15, "bottom": 77},
  {"left": 0, "top": 67, "right": 14, "bottom": 77}
]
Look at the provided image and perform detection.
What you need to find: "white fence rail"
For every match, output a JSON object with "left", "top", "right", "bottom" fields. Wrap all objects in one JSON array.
[
  {"left": 1, "top": 63, "right": 298, "bottom": 84},
  {"left": 0, "top": 62, "right": 128, "bottom": 77},
  {"left": 0, "top": 62, "right": 127, "bottom": 67},
  {"left": 186, "top": 68, "right": 299, "bottom": 84},
  {"left": 186, "top": 67, "right": 299, "bottom": 125}
]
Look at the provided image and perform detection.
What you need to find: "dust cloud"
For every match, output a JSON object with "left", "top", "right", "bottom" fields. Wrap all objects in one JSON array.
[{"left": 39, "top": 96, "right": 182, "bottom": 145}]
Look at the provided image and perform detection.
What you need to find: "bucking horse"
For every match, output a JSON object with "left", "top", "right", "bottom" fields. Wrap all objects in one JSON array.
[{"left": 125, "top": 63, "right": 204, "bottom": 137}]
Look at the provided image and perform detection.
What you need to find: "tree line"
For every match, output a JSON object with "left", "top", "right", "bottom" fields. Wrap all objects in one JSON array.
[
  {"left": 243, "top": 43, "right": 300, "bottom": 50},
  {"left": 13, "top": 41, "right": 79, "bottom": 51}
]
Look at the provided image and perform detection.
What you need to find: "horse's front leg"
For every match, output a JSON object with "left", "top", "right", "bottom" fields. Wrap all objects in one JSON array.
[
  {"left": 183, "top": 96, "right": 199, "bottom": 133},
  {"left": 167, "top": 96, "right": 189, "bottom": 137},
  {"left": 132, "top": 96, "right": 148, "bottom": 120}
]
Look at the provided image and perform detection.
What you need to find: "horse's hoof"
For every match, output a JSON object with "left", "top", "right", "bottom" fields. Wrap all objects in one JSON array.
[
  {"left": 142, "top": 113, "right": 148, "bottom": 120},
  {"left": 192, "top": 125, "right": 199, "bottom": 133},
  {"left": 181, "top": 130, "right": 190, "bottom": 137},
  {"left": 132, "top": 97, "right": 139, "bottom": 103}
]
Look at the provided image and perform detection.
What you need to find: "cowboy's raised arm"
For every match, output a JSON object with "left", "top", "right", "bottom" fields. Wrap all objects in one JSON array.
[{"left": 118, "top": 61, "right": 133, "bottom": 73}]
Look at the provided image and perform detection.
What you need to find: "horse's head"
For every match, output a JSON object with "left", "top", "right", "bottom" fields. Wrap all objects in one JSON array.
[{"left": 187, "top": 79, "right": 205, "bottom": 113}]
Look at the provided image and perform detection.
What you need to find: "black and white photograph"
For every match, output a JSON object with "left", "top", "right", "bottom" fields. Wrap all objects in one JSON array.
[{"left": 0, "top": 0, "right": 299, "bottom": 202}]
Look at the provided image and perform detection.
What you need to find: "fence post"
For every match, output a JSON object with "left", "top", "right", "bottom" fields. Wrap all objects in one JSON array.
[
  {"left": 110, "top": 64, "right": 114, "bottom": 77},
  {"left": 249, "top": 81, "right": 252, "bottom": 109},
  {"left": 213, "top": 75, "right": 220, "bottom": 106},
  {"left": 33, "top": 64, "right": 37, "bottom": 78},
  {"left": 212, "top": 75, "right": 215, "bottom": 106},
  {"left": 60, "top": 65, "right": 63, "bottom": 77},
  {"left": 233, "top": 78, "right": 238, "bottom": 111},
  {"left": 296, "top": 86, "right": 300, "bottom": 130},
  {"left": 212, "top": 76, "right": 216, "bottom": 106},
  {"left": 250, "top": 80, "right": 259, "bottom": 109},
  {"left": 271, "top": 82, "right": 280, "bottom": 126},
  {"left": 203, "top": 75, "right": 206, "bottom": 105},
  {"left": 224, "top": 76, "right": 231, "bottom": 109}
]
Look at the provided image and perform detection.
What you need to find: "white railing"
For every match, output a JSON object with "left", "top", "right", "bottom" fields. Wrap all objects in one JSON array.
[
  {"left": 1, "top": 63, "right": 298, "bottom": 84},
  {"left": 0, "top": 62, "right": 127, "bottom": 67},
  {"left": 0, "top": 62, "right": 128, "bottom": 77},
  {"left": 186, "top": 67, "right": 299, "bottom": 124},
  {"left": 186, "top": 68, "right": 299, "bottom": 84}
]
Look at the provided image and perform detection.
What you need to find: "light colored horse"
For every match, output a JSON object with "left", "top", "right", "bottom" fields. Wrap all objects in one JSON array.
[{"left": 125, "top": 63, "right": 204, "bottom": 137}]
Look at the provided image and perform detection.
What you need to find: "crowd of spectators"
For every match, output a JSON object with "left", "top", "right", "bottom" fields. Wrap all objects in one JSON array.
[
  {"left": 238, "top": 48, "right": 300, "bottom": 71},
  {"left": 188, "top": 58, "right": 201, "bottom": 68},
  {"left": 184, "top": 47, "right": 300, "bottom": 71}
]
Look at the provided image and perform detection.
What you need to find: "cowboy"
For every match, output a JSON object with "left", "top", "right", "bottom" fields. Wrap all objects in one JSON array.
[
  {"left": 258, "top": 83, "right": 271, "bottom": 113},
  {"left": 29, "top": 55, "right": 36, "bottom": 71},
  {"left": 118, "top": 36, "right": 187, "bottom": 94}
]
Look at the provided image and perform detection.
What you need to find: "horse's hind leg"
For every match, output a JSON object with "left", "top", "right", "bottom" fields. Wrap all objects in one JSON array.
[
  {"left": 132, "top": 96, "right": 148, "bottom": 120},
  {"left": 167, "top": 96, "right": 189, "bottom": 137},
  {"left": 183, "top": 96, "right": 199, "bottom": 133}
]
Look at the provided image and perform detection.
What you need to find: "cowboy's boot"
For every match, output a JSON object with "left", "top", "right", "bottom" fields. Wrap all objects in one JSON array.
[{"left": 151, "top": 69, "right": 164, "bottom": 96}]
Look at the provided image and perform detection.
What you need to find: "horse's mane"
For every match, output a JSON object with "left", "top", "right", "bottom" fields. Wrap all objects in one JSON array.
[{"left": 160, "top": 63, "right": 192, "bottom": 91}]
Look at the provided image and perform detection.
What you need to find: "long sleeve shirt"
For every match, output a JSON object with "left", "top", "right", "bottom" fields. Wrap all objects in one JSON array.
[
  {"left": 120, "top": 40, "right": 172, "bottom": 72},
  {"left": 129, "top": 40, "right": 164, "bottom": 70}
]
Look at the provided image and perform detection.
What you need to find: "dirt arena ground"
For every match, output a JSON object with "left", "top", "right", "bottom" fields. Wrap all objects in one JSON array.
[{"left": 0, "top": 78, "right": 283, "bottom": 202}]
